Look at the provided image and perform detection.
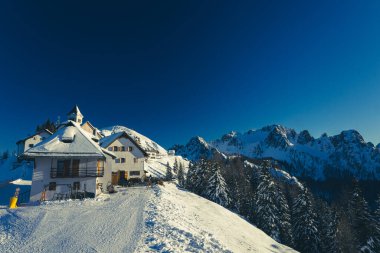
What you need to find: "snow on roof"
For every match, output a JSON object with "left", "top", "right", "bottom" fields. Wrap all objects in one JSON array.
[
  {"left": 101, "top": 125, "right": 167, "bottom": 155},
  {"left": 62, "top": 127, "right": 75, "bottom": 142},
  {"left": 23, "top": 121, "right": 116, "bottom": 158},
  {"left": 99, "top": 131, "right": 148, "bottom": 156},
  {"left": 10, "top": 178, "right": 32, "bottom": 186}
]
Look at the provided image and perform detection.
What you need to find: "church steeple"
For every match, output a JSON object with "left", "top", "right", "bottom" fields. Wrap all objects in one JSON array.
[{"left": 67, "top": 105, "right": 83, "bottom": 124}]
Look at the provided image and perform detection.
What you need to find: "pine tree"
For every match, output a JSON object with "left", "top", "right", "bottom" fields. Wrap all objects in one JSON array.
[
  {"left": 276, "top": 186, "right": 293, "bottom": 247},
  {"left": 204, "top": 162, "right": 231, "bottom": 207},
  {"left": 373, "top": 195, "right": 380, "bottom": 252},
  {"left": 253, "top": 167, "right": 292, "bottom": 244},
  {"left": 348, "top": 184, "right": 376, "bottom": 252},
  {"left": 292, "top": 188, "right": 320, "bottom": 253},
  {"left": 2, "top": 150, "right": 9, "bottom": 160},
  {"left": 36, "top": 118, "right": 57, "bottom": 134},
  {"left": 165, "top": 162, "right": 173, "bottom": 181},
  {"left": 173, "top": 159, "right": 179, "bottom": 174},
  {"left": 185, "top": 162, "right": 195, "bottom": 190},
  {"left": 177, "top": 163, "right": 185, "bottom": 187},
  {"left": 317, "top": 200, "right": 340, "bottom": 253}
]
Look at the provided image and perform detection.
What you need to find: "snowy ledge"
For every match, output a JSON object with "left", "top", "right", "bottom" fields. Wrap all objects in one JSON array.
[{"left": 137, "top": 183, "right": 296, "bottom": 253}]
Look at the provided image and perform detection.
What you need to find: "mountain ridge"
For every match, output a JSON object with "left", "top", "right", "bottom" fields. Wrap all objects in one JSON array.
[{"left": 173, "top": 124, "right": 380, "bottom": 180}]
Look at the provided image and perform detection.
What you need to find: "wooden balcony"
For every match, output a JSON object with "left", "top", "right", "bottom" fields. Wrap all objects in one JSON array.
[{"left": 50, "top": 167, "right": 104, "bottom": 178}]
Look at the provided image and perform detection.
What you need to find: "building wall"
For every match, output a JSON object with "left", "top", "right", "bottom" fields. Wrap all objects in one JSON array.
[
  {"left": 81, "top": 122, "right": 102, "bottom": 139},
  {"left": 81, "top": 122, "right": 95, "bottom": 135},
  {"left": 18, "top": 132, "right": 51, "bottom": 156},
  {"left": 29, "top": 156, "right": 113, "bottom": 202},
  {"left": 106, "top": 137, "right": 145, "bottom": 179},
  {"left": 95, "top": 154, "right": 113, "bottom": 195}
]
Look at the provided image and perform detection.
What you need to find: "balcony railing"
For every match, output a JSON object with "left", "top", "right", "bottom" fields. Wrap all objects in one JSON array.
[{"left": 50, "top": 167, "right": 104, "bottom": 178}]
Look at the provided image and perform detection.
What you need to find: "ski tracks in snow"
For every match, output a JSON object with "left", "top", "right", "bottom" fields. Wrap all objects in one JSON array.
[
  {"left": 0, "top": 187, "right": 151, "bottom": 253},
  {"left": 137, "top": 185, "right": 232, "bottom": 253}
]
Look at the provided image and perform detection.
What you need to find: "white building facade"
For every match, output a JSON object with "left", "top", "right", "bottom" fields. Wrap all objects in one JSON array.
[
  {"left": 100, "top": 132, "right": 148, "bottom": 184},
  {"left": 23, "top": 121, "right": 116, "bottom": 202},
  {"left": 16, "top": 129, "right": 52, "bottom": 156}
]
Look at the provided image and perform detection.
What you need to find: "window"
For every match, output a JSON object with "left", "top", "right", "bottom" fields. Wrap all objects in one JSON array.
[
  {"left": 129, "top": 171, "right": 140, "bottom": 176},
  {"left": 121, "top": 158, "right": 126, "bottom": 163},
  {"left": 115, "top": 158, "right": 120, "bottom": 163},
  {"left": 72, "top": 159, "right": 80, "bottom": 177},
  {"left": 57, "top": 160, "right": 70, "bottom": 176},
  {"left": 49, "top": 182, "right": 56, "bottom": 191},
  {"left": 128, "top": 146, "right": 133, "bottom": 151},
  {"left": 113, "top": 146, "right": 118, "bottom": 151},
  {"left": 108, "top": 147, "right": 113, "bottom": 151},
  {"left": 121, "top": 146, "right": 126, "bottom": 151},
  {"left": 73, "top": 182, "right": 80, "bottom": 190},
  {"left": 97, "top": 160, "right": 104, "bottom": 176},
  {"left": 28, "top": 144, "right": 34, "bottom": 148},
  {"left": 134, "top": 158, "right": 138, "bottom": 163}
]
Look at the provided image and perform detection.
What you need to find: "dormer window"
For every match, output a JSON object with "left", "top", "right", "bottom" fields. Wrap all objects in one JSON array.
[{"left": 62, "top": 127, "right": 76, "bottom": 143}]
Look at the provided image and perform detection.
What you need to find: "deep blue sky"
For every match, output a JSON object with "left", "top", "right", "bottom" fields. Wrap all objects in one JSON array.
[{"left": 1, "top": 1, "right": 380, "bottom": 151}]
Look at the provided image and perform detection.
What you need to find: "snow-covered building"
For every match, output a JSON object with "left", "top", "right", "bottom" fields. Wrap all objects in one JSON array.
[
  {"left": 81, "top": 121, "right": 103, "bottom": 141},
  {"left": 67, "top": 105, "right": 83, "bottom": 124},
  {"left": 100, "top": 132, "right": 148, "bottom": 184},
  {"left": 16, "top": 129, "right": 53, "bottom": 156},
  {"left": 22, "top": 120, "right": 116, "bottom": 202}
]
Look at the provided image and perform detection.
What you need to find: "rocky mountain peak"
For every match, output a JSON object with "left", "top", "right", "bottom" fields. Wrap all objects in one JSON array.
[{"left": 297, "top": 130, "right": 314, "bottom": 145}]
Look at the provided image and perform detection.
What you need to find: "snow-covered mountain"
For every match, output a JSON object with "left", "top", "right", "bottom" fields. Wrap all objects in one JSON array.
[
  {"left": 171, "top": 136, "right": 224, "bottom": 161},
  {"left": 101, "top": 125, "right": 168, "bottom": 155},
  {"left": 174, "top": 125, "right": 380, "bottom": 180}
]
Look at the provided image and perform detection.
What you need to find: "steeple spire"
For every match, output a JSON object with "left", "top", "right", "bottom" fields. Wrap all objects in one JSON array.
[{"left": 67, "top": 105, "right": 84, "bottom": 124}]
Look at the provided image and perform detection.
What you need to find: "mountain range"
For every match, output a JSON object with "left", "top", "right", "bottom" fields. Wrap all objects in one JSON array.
[{"left": 173, "top": 124, "right": 380, "bottom": 180}]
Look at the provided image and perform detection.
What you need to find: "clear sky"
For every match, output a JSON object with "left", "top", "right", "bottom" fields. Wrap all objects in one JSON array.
[{"left": 1, "top": 1, "right": 380, "bottom": 151}]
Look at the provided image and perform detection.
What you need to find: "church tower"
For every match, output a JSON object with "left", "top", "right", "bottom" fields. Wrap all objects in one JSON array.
[{"left": 67, "top": 105, "right": 84, "bottom": 124}]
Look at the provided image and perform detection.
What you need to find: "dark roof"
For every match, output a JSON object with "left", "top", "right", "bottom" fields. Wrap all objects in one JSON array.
[
  {"left": 67, "top": 105, "right": 81, "bottom": 115},
  {"left": 100, "top": 131, "right": 149, "bottom": 157},
  {"left": 16, "top": 129, "right": 53, "bottom": 144}
]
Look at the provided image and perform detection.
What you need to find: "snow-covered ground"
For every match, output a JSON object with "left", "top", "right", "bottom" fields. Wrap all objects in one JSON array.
[
  {"left": 0, "top": 187, "right": 150, "bottom": 253},
  {"left": 0, "top": 183, "right": 295, "bottom": 253},
  {"left": 145, "top": 155, "right": 189, "bottom": 178},
  {"left": 138, "top": 183, "right": 295, "bottom": 253}
]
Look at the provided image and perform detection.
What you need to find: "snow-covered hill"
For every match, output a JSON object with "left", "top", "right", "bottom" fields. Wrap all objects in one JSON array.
[
  {"left": 174, "top": 124, "right": 380, "bottom": 180},
  {"left": 101, "top": 125, "right": 189, "bottom": 178},
  {"left": 101, "top": 125, "right": 167, "bottom": 155},
  {"left": 0, "top": 184, "right": 296, "bottom": 253}
]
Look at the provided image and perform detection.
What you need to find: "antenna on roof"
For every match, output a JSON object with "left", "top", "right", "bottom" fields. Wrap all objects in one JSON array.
[{"left": 56, "top": 116, "right": 61, "bottom": 127}]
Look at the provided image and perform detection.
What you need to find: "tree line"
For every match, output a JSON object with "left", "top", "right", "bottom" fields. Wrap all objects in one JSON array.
[{"left": 183, "top": 156, "right": 380, "bottom": 253}]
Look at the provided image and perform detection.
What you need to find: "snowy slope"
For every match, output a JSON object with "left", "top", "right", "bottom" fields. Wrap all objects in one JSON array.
[
  {"left": 0, "top": 155, "right": 32, "bottom": 183},
  {"left": 0, "top": 184, "right": 296, "bottom": 253},
  {"left": 144, "top": 155, "right": 189, "bottom": 178},
  {"left": 138, "top": 183, "right": 296, "bottom": 252},
  {"left": 0, "top": 187, "right": 149, "bottom": 253},
  {"left": 175, "top": 125, "right": 380, "bottom": 180}
]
